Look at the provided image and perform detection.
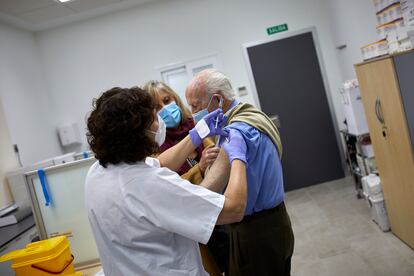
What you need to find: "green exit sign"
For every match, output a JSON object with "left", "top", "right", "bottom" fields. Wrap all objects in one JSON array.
[{"left": 267, "top": 24, "right": 288, "bottom": 35}]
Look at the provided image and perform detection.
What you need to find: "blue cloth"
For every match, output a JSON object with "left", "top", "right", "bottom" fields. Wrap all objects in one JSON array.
[
  {"left": 227, "top": 100, "right": 239, "bottom": 111},
  {"left": 226, "top": 122, "right": 285, "bottom": 215},
  {"left": 38, "top": 168, "right": 52, "bottom": 207}
]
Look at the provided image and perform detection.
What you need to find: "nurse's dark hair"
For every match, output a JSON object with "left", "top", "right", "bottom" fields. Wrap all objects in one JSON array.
[{"left": 86, "top": 86, "right": 158, "bottom": 167}]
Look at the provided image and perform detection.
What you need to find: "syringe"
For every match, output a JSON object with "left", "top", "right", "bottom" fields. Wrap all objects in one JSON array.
[{"left": 215, "top": 97, "right": 224, "bottom": 146}]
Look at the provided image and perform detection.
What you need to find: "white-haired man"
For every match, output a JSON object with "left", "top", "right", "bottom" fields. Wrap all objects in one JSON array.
[{"left": 186, "top": 69, "right": 294, "bottom": 276}]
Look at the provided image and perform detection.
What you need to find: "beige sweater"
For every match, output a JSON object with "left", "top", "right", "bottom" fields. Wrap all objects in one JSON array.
[{"left": 225, "top": 102, "right": 283, "bottom": 158}]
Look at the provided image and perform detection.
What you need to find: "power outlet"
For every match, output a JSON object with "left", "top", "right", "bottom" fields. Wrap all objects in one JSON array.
[{"left": 238, "top": 86, "right": 248, "bottom": 96}]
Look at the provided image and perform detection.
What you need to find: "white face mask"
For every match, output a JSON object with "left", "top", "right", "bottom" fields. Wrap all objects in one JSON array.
[{"left": 147, "top": 115, "right": 166, "bottom": 146}]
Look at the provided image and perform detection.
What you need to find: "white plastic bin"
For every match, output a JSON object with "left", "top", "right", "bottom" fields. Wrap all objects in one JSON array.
[
  {"left": 369, "top": 195, "right": 391, "bottom": 232},
  {"left": 362, "top": 174, "right": 382, "bottom": 197}
]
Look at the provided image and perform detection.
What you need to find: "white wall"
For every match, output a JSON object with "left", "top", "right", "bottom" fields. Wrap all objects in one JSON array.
[
  {"left": 324, "top": 0, "right": 378, "bottom": 80},
  {"left": 0, "top": 23, "right": 62, "bottom": 165},
  {"left": 0, "top": 97, "right": 16, "bottom": 210},
  {"left": 1, "top": 0, "right": 378, "bottom": 159},
  {"left": 35, "top": 0, "right": 346, "bottom": 151}
]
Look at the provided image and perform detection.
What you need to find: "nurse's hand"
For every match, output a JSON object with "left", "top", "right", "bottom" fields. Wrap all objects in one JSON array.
[
  {"left": 223, "top": 129, "right": 247, "bottom": 164},
  {"left": 189, "top": 109, "right": 228, "bottom": 147},
  {"left": 203, "top": 109, "right": 228, "bottom": 136},
  {"left": 199, "top": 145, "right": 220, "bottom": 172}
]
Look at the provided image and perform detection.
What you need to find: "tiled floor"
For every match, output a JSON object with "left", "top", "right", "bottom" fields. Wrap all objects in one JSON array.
[{"left": 285, "top": 177, "right": 414, "bottom": 276}]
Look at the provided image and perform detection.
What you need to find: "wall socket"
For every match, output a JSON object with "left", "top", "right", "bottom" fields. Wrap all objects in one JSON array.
[{"left": 238, "top": 86, "right": 248, "bottom": 96}]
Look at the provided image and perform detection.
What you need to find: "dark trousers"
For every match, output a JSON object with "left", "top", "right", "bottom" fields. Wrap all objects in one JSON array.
[
  {"left": 227, "top": 202, "right": 295, "bottom": 276},
  {"left": 208, "top": 225, "right": 229, "bottom": 274}
]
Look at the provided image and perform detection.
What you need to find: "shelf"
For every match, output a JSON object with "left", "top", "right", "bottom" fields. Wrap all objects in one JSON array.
[
  {"left": 340, "top": 129, "right": 370, "bottom": 139},
  {"left": 362, "top": 155, "right": 375, "bottom": 159},
  {"left": 352, "top": 169, "right": 365, "bottom": 177},
  {"left": 352, "top": 171, "right": 365, "bottom": 177},
  {"left": 375, "top": 1, "right": 401, "bottom": 16}
]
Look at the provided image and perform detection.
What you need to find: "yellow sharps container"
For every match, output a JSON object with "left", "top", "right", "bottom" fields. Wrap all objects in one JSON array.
[{"left": 0, "top": 236, "right": 78, "bottom": 276}]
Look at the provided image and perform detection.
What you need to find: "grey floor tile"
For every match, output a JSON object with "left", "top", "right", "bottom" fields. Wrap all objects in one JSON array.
[
  {"left": 349, "top": 231, "right": 400, "bottom": 259},
  {"left": 384, "top": 233, "right": 414, "bottom": 265},
  {"left": 285, "top": 189, "right": 313, "bottom": 207},
  {"left": 291, "top": 256, "right": 327, "bottom": 276},
  {"left": 292, "top": 232, "right": 321, "bottom": 261},
  {"left": 288, "top": 200, "right": 330, "bottom": 229},
  {"left": 330, "top": 213, "right": 378, "bottom": 239},
  {"left": 305, "top": 222, "right": 351, "bottom": 259},
  {"left": 321, "top": 252, "right": 376, "bottom": 276},
  {"left": 285, "top": 177, "right": 414, "bottom": 276},
  {"left": 360, "top": 250, "right": 414, "bottom": 276}
]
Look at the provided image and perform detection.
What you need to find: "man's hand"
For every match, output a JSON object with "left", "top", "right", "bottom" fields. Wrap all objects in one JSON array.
[{"left": 198, "top": 145, "right": 220, "bottom": 173}]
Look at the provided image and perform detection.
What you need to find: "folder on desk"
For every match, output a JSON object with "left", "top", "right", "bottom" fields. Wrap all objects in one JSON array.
[{"left": 0, "top": 207, "right": 32, "bottom": 228}]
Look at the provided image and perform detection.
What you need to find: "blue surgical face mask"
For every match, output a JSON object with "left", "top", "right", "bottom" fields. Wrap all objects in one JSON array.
[
  {"left": 192, "top": 96, "right": 223, "bottom": 123},
  {"left": 158, "top": 101, "right": 181, "bottom": 128}
]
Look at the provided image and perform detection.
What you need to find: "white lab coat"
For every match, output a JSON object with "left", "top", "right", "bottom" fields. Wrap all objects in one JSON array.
[{"left": 85, "top": 157, "right": 225, "bottom": 276}]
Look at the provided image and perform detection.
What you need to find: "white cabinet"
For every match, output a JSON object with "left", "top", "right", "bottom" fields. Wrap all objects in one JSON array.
[
  {"left": 340, "top": 80, "right": 369, "bottom": 135},
  {"left": 26, "top": 158, "right": 99, "bottom": 267}
]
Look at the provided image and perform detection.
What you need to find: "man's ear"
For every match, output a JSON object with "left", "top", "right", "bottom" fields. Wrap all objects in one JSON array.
[{"left": 213, "top": 93, "right": 223, "bottom": 107}]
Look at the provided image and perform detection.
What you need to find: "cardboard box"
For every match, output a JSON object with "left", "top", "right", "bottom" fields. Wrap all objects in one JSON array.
[
  {"left": 377, "top": 3, "right": 402, "bottom": 25},
  {"left": 401, "top": 0, "right": 414, "bottom": 26},
  {"left": 361, "top": 40, "right": 389, "bottom": 60},
  {"left": 409, "top": 29, "right": 414, "bottom": 44}
]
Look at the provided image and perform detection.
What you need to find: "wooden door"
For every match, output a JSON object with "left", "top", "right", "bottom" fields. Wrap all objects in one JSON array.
[{"left": 355, "top": 58, "right": 414, "bottom": 249}]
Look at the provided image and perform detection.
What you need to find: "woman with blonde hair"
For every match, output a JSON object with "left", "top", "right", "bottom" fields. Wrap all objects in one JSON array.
[
  {"left": 144, "top": 80, "right": 226, "bottom": 276},
  {"left": 143, "top": 80, "right": 219, "bottom": 184}
]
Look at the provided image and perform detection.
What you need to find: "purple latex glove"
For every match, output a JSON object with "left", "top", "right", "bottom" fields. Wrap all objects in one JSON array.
[
  {"left": 189, "top": 109, "right": 228, "bottom": 147},
  {"left": 223, "top": 129, "right": 247, "bottom": 164}
]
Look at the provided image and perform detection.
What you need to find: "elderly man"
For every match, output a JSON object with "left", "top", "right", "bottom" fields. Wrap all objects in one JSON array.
[{"left": 185, "top": 69, "right": 294, "bottom": 276}]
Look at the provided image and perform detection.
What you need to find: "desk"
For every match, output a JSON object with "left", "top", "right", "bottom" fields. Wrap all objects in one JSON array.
[
  {"left": 1, "top": 216, "right": 101, "bottom": 276},
  {"left": 0, "top": 215, "right": 36, "bottom": 248},
  {"left": 0, "top": 215, "right": 37, "bottom": 276}
]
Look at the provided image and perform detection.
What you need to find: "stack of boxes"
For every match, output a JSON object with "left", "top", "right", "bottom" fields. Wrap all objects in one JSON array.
[
  {"left": 360, "top": 40, "right": 389, "bottom": 60},
  {"left": 361, "top": 0, "right": 414, "bottom": 60},
  {"left": 340, "top": 80, "right": 378, "bottom": 176},
  {"left": 402, "top": 0, "right": 414, "bottom": 44}
]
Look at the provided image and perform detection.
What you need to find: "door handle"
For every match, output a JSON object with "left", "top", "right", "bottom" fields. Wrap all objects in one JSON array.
[
  {"left": 378, "top": 100, "right": 385, "bottom": 124},
  {"left": 375, "top": 98, "right": 380, "bottom": 123},
  {"left": 375, "top": 98, "right": 385, "bottom": 125}
]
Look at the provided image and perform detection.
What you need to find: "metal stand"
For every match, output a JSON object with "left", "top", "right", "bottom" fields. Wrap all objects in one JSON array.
[{"left": 340, "top": 130, "right": 377, "bottom": 198}]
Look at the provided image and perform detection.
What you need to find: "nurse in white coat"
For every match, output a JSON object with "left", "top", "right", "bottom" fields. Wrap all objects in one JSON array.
[{"left": 85, "top": 86, "right": 248, "bottom": 276}]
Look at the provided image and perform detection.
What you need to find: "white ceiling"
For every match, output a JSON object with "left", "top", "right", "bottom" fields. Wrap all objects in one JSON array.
[{"left": 0, "top": 0, "right": 156, "bottom": 32}]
